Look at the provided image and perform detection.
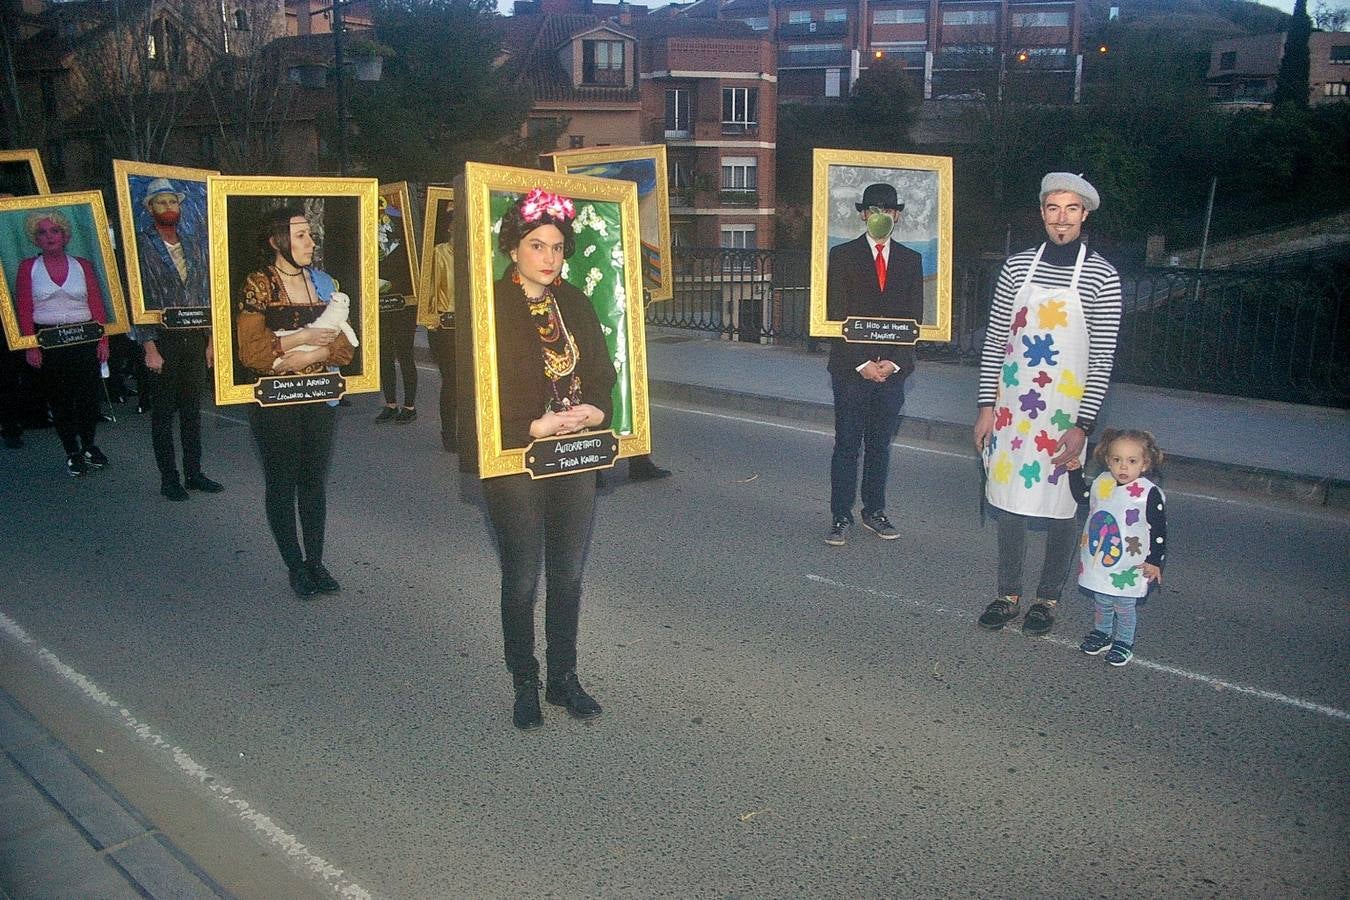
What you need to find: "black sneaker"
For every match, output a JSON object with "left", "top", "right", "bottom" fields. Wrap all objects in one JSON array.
[
  {"left": 66, "top": 453, "right": 88, "bottom": 477},
  {"left": 82, "top": 445, "right": 108, "bottom": 468},
  {"left": 513, "top": 677, "right": 544, "bottom": 730},
  {"left": 545, "top": 671, "right": 602, "bottom": 720},
  {"left": 1021, "top": 602, "right": 1056, "bottom": 636},
  {"left": 824, "top": 518, "right": 850, "bottom": 547},
  {"left": 1106, "top": 642, "right": 1134, "bottom": 667},
  {"left": 977, "top": 595, "right": 1020, "bottom": 630},
  {"left": 288, "top": 567, "right": 319, "bottom": 598},
  {"left": 394, "top": 407, "right": 417, "bottom": 424},
  {"left": 305, "top": 562, "right": 341, "bottom": 594},
  {"left": 1079, "top": 630, "right": 1113, "bottom": 655},
  {"left": 161, "top": 480, "right": 189, "bottom": 501},
  {"left": 184, "top": 473, "right": 225, "bottom": 493},
  {"left": 374, "top": 406, "right": 398, "bottom": 423},
  {"left": 861, "top": 511, "right": 899, "bottom": 540}
]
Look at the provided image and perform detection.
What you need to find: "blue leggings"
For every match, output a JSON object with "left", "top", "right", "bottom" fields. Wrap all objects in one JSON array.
[{"left": 1093, "top": 591, "right": 1138, "bottom": 646}]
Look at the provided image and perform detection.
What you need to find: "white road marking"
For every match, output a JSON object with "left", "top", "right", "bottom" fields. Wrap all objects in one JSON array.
[
  {"left": 204, "top": 409, "right": 247, "bottom": 426},
  {"left": 804, "top": 574, "right": 1350, "bottom": 724},
  {"left": 652, "top": 403, "right": 1341, "bottom": 514},
  {"left": 0, "top": 611, "right": 373, "bottom": 900}
]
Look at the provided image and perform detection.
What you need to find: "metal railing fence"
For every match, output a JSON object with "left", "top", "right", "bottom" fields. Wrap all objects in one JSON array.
[{"left": 646, "top": 248, "right": 1350, "bottom": 408}]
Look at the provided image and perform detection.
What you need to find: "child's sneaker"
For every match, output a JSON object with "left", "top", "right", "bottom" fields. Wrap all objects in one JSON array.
[
  {"left": 1105, "top": 642, "right": 1134, "bottom": 667},
  {"left": 1079, "top": 630, "right": 1113, "bottom": 655}
]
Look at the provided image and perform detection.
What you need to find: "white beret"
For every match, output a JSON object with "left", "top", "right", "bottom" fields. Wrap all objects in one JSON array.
[{"left": 1040, "top": 172, "right": 1100, "bottom": 211}]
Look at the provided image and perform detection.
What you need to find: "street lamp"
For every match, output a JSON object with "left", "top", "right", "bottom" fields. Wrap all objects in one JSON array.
[{"left": 333, "top": 0, "right": 349, "bottom": 175}]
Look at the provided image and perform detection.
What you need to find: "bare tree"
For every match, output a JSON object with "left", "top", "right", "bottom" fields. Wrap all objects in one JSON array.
[
  {"left": 203, "top": 0, "right": 297, "bottom": 174},
  {"left": 52, "top": 0, "right": 215, "bottom": 162},
  {"left": 1312, "top": 1, "right": 1350, "bottom": 30}
]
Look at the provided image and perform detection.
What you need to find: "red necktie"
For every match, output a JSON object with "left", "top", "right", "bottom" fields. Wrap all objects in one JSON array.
[{"left": 875, "top": 243, "right": 887, "bottom": 292}]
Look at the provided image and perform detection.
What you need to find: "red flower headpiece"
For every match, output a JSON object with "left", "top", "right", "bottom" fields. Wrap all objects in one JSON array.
[{"left": 519, "top": 188, "right": 575, "bottom": 225}]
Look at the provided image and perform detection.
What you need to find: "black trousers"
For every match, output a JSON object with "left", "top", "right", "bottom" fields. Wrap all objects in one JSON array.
[
  {"left": 147, "top": 330, "right": 207, "bottom": 482},
  {"left": 248, "top": 402, "right": 337, "bottom": 571},
  {"left": 426, "top": 326, "right": 456, "bottom": 447},
  {"left": 996, "top": 510, "right": 1080, "bottom": 604},
  {"left": 37, "top": 341, "right": 100, "bottom": 456},
  {"left": 829, "top": 371, "right": 905, "bottom": 521},
  {"left": 483, "top": 471, "right": 597, "bottom": 680},
  {"left": 0, "top": 345, "right": 25, "bottom": 439},
  {"left": 378, "top": 305, "right": 418, "bottom": 406}
]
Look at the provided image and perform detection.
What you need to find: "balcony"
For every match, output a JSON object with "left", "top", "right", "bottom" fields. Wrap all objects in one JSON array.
[
  {"left": 719, "top": 189, "right": 759, "bottom": 206},
  {"left": 778, "top": 48, "right": 851, "bottom": 68},
  {"left": 721, "top": 121, "right": 759, "bottom": 136},
  {"left": 779, "top": 19, "right": 848, "bottom": 38}
]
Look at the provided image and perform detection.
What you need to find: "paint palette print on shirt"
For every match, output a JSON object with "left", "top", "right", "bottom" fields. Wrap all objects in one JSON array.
[{"left": 1086, "top": 510, "right": 1124, "bottom": 567}]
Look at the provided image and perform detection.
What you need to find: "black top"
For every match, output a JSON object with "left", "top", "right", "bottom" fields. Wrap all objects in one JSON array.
[
  {"left": 825, "top": 233, "right": 925, "bottom": 378},
  {"left": 493, "top": 272, "right": 617, "bottom": 450}
]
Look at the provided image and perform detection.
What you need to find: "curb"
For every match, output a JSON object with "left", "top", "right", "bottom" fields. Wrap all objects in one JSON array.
[{"left": 650, "top": 379, "right": 1350, "bottom": 510}]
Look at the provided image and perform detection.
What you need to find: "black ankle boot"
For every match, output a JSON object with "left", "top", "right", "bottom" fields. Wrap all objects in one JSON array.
[
  {"left": 545, "top": 671, "right": 602, "bottom": 719},
  {"left": 512, "top": 676, "right": 543, "bottom": 730}
]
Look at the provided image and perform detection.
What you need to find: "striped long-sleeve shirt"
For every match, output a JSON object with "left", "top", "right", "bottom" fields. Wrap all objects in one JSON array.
[{"left": 977, "top": 243, "right": 1123, "bottom": 425}]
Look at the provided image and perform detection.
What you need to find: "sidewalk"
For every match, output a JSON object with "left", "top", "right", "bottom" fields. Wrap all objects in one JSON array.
[
  {"left": 0, "top": 690, "right": 225, "bottom": 900},
  {"left": 641, "top": 330, "right": 1350, "bottom": 508}
]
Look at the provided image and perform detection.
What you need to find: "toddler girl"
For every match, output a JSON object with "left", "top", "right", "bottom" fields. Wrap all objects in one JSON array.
[{"left": 1067, "top": 429, "right": 1168, "bottom": 667}]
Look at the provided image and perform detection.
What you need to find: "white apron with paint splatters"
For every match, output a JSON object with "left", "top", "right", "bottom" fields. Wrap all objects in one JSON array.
[
  {"left": 1078, "top": 472, "right": 1162, "bottom": 598},
  {"left": 984, "top": 243, "right": 1089, "bottom": 519}
]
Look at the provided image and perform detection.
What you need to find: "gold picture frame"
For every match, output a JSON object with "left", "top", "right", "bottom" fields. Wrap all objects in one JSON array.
[
  {"left": 0, "top": 149, "right": 51, "bottom": 195},
  {"left": 550, "top": 144, "right": 673, "bottom": 302},
  {"left": 377, "top": 180, "right": 419, "bottom": 312},
  {"left": 0, "top": 191, "right": 130, "bottom": 350},
  {"left": 463, "top": 161, "right": 651, "bottom": 479},
  {"left": 809, "top": 148, "right": 953, "bottom": 342},
  {"left": 112, "top": 159, "right": 218, "bottom": 326},
  {"left": 416, "top": 185, "right": 455, "bottom": 330},
  {"left": 207, "top": 175, "right": 381, "bottom": 406}
]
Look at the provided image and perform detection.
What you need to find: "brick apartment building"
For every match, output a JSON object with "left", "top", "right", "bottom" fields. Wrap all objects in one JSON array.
[
  {"left": 506, "top": 0, "right": 778, "bottom": 249},
  {"left": 1207, "top": 31, "right": 1350, "bottom": 106}
]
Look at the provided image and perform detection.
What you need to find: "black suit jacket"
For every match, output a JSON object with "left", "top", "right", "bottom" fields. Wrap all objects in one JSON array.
[
  {"left": 825, "top": 233, "right": 924, "bottom": 379},
  {"left": 493, "top": 274, "right": 617, "bottom": 450}
]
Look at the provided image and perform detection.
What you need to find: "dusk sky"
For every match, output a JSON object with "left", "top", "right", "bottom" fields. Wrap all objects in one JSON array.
[{"left": 494, "top": 0, "right": 1300, "bottom": 17}]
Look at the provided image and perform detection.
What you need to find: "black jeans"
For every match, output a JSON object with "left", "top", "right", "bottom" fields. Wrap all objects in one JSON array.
[
  {"left": 248, "top": 402, "right": 337, "bottom": 571},
  {"left": 829, "top": 371, "right": 905, "bottom": 521},
  {"left": 147, "top": 331, "right": 207, "bottom": 482},
  {"left": 378, "top": 305, "right": 418, "bottom": 406},
  {"left": 0, "top": 344, "right": 25, "bottom": 440},
  {"left": 483, "top": 471, "right": 597, "bottom": 680},
  {"left": 426, "top": 326, "right": 456, "bottom": 447},
  {"left": 37, "top": 341, "right": 100, "bottom": 456},
  {"left": 995, "top": 510, "right": 1079, "bottom": 603}
]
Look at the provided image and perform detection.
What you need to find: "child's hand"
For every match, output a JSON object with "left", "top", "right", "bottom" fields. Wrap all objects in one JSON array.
[
  {"left": 1064, "top": 456, "right": 1082, "bottom": 471},
  {"left": 1142, "top": 562, "right": 1163, "bottom": 584}
]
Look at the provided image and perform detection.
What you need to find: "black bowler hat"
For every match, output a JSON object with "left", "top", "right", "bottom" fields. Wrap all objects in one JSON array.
[{"left": 856, "top": 182, "right": 903, "bottom": 212}]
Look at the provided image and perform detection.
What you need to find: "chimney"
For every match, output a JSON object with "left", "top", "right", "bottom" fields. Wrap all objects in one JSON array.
[{"left": 618, "top": 0, "right": 632, "bottom": 26}]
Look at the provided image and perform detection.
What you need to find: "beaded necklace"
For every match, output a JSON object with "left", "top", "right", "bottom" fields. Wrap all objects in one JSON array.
[{"left": 519, "top": 273, "right": 582, "bottom": 412}]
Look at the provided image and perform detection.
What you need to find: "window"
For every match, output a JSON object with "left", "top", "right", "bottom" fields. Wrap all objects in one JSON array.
[
  {"left": 826, "top": 67, "right": 842, "bottom": 96},
  {"left": 936, "top": 43, "right": 995, "bottom": 68},
  {"left": 147, "top": 18, "right": 184, "bottom": 71},
  {"left": 671, "top": 221, "right": 695, "bottom": 248},
  {"left": 787, "top": 42, "right": 844, "bottom": 53},
  {"left": 569, "top": 135, "right": 585, "bottom": 148},
  {"left": 582, "top": 39, "right": 625, "bottom": 85},
  {"left": 941, "top": 9, "right": 996, "bottom": 25},
  {"left": 874, "top": 8, "right": 926, "bottom": 24},
  {"left": 722, "top": 87, "right": 758, "bottom": 131},
  {"left": 721, "top": 157, "right": 758, "bottom": 191},
  {"left": 233, "top": 8, "right": 249, "bottom": 30},
  {"left": 665, "top": 88, "right": 691, "bottom": 135},
  {"left": 788, "top": 10, "right": 812, "bottom": 24},
  {"left": 670, "top": 158, "right": 694, "bottom": 189},
  {"left": 1331, "top": 45, "right": 1350, "bottom": 63},
  {"left": 1219, "top": 50, "right": 1237, "bottom": 70},
  {"left": 1326, "top": 82, "right": 1348, "bottom": 95},
  {"left": 1022, "top": 47, "right": 1068, "bottom": 69},
  {"left": 740, "top": 16, "right": 770, "bottom": 30},
  {"left": 720, "top": 225, "right": 756, "bottom": 249},
  {"left": 823, "top": 8, "right": 848, "bottom": 22},
  {"left": 1011, "top": 11, "right": 1068, "bottom": 27}
]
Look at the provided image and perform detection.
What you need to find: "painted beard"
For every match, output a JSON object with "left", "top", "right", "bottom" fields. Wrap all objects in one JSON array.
[{"left": 152, "top": 209, "right": 181, "bottom": 227}]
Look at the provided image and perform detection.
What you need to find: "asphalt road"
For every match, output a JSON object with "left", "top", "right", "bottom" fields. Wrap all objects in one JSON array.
[{"left": 1, "top": 377, "right": 1347, "bottom": 899}]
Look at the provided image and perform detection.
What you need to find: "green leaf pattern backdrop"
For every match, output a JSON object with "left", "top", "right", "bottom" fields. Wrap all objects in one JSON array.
[{"left": 490, "top": 192, "right": 632, "bottom": 435}]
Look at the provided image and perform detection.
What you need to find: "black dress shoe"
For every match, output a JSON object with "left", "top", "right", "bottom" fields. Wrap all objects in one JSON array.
[
  {"left": 184, "top": 473, "right": 225, "bottom": 493},
  {"left": 288, "top": 567, "right": 320, "bottom": 598},
  {"left": 305, "top": 562, "right": 341, "bottom": 594},
  {"left": 160, "top": 480, "right": 189, "bottom": 501},
  {"left": 513, "top": 678, "right": 543, "bottom": 730},
  {"left": 545, "top": 671, "right": 602, "bottom": 719}
]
